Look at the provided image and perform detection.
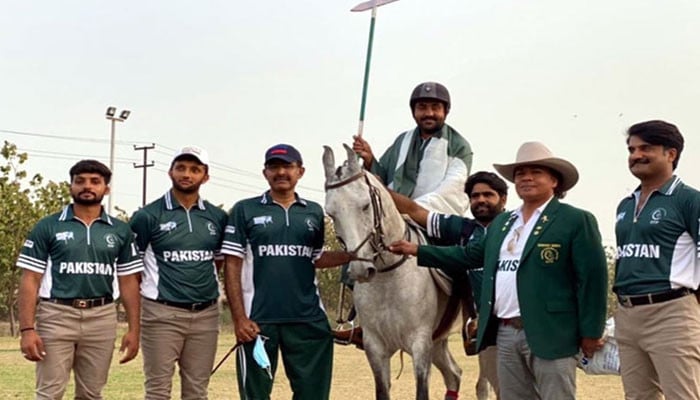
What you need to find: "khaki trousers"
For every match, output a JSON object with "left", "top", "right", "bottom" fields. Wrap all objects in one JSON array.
[
  {"left": 35, "top": 301, "right": 117, "bottom": 400},
  {"left": 141, "top": 299, "right": 219, "bottom": 400},
  {"left": 615, "top": 293, "right": 700, "bottom": 400}
]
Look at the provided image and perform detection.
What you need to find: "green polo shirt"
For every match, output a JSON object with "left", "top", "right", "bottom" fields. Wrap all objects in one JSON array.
[
  {"left": 222, "top": 192, "right": 326, "bottom": 323},
  {"left": 16, "top": 205, "right": 143, "bottom": 299},
  {"left": 130, "top": 191, "right": 227, "bottom": 303},
  {"left": 427, "top": 211, "right": 487, "bottom": 307},
  {"left": 614, "top": 176, "right": 700, "bottom": 295}
]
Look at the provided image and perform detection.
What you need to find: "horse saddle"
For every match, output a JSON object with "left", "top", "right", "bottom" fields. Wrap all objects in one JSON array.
[{"left": 400, "top": 215, "right": 455, "bottom": 295}]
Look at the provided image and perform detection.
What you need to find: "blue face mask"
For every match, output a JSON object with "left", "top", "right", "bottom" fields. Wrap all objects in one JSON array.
[{"left": 253, "top": 335, "right": 272, "bottom": 379}]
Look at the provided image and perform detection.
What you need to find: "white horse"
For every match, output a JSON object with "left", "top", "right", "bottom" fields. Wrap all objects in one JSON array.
[{"left": 323, "top": 144, "right": 462, "bottom": 400}]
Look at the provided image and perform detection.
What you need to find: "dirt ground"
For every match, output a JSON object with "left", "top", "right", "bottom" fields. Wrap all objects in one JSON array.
[{"left": 268, "top": 336, "right": 624, "bottom": 399}]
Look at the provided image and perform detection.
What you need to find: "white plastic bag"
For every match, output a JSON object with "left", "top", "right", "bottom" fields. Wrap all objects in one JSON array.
[{"left": 576, "top": 317, "right": 620, "bottom": 375}]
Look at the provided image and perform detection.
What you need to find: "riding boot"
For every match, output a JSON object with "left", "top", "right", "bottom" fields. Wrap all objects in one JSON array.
[
  {"left": 332, "top": 326, "right": 364, "bottom": 349},
  {"left": 463, "top": 317, "right": 478, "bottom": 356}
]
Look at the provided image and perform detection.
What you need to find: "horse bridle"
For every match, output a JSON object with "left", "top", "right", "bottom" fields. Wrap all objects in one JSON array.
[{"left": 325, "top": 171, "right": 410, "bottom": 273}]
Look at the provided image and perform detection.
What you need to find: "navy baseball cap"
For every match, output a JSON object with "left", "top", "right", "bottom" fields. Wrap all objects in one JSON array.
[{"left": 265, "top": 144, "right": 303, "bottom": 165}]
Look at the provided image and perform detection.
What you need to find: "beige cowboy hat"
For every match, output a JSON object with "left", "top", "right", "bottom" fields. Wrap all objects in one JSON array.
[{"left": 493, "top": 141, "right": 579, "bottom": 192}]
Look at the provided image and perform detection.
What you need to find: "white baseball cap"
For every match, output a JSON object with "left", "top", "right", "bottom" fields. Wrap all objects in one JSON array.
[{"left": 172, "top": 145, "right": 210, "bottom": 166}]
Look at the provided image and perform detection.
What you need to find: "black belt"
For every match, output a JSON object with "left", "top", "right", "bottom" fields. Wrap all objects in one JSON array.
[
  {"left": 617, "top": 288, "right": 694, "bottom": 308},
  {"left": 146, "top": 297, "right": 217, "bottom": 312},
  {"left": 40, "top": 297, "right": 113, "bottom": 309},
  {"left": 500, "top": 316, "right": 524, "bottom": 330}
]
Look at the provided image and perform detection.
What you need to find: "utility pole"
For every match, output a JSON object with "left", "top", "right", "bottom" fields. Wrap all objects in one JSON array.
[{"left": 133, "top": 144, "right": 155, "bottom": 207}]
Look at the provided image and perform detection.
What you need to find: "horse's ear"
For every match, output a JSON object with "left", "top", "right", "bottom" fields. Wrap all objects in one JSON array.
[
  {"left": 322, "top": 145, "right": 335, "bottom": 181},
  {"left": 343, "top": 143, "right": 359, "bottom": 171}
]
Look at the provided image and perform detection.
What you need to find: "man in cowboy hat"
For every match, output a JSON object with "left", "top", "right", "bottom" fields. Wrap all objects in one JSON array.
[{"left": 390, "top": 141, "right": 608, "bottom": 400}]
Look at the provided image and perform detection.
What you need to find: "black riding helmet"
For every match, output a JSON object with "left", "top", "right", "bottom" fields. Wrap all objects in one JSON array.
[{"left": 409, "top": 82, "right": 451, "bottom": 112}]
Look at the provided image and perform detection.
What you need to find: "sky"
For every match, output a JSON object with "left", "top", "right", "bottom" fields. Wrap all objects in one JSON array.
[{"left": 2, "top": 0, "right": 699, "bottom": 245}]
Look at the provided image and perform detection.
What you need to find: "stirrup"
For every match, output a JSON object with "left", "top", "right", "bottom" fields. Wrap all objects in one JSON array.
[
  {"left": 464, "top": 317, "right": 478, "bottom": 356},
  {"left": 333, "top": 320, "right": 357, "bottom": 345}
]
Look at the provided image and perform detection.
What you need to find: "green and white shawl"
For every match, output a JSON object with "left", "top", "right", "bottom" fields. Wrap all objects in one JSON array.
[{"left": 371, "top": 124, "right": 473, "bottom": 216}]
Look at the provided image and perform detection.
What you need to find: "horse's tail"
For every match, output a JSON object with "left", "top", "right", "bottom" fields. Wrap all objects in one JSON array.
[{"left": 432, "top": 276, "right": 475, "bottom": 340}]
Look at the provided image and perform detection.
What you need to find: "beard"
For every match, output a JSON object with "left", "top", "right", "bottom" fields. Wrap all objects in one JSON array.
[
  {"left": 172, "top": 180, "right": 201, "bottom": 194},
  {"left": 72, "top": 191, "right": 104, "bottom": 205},
  {"left": 471, "top": 203, "right": 501, "bottom": 225},
  {"left": 418, "top": 119, "right": 444, "bottom": 135}
]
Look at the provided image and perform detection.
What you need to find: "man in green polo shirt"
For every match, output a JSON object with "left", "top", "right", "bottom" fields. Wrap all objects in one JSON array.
[
  {"left": 130, "top": 145, "right": 228, "bottom": 399},
  {"left": 614, "top": 120, "right": 700, "bottom": 399},
  {"left": 17, "top": 159, "right": 143, "bottom": 399},
  {"left": 222, "top": 144, "right": 352, "bottom": 400}
]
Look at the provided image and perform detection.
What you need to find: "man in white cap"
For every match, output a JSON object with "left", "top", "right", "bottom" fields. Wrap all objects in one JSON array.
[
  {"left": 130, "top": 145, "right": 228, "bottom": 399},
  {"left": 390, "top": 142, "right": 608, "bottom": 400}
]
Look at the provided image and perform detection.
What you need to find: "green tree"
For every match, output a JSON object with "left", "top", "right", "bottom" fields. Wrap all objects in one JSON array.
[
  {"left": 605, "top": 245, "right": 617, "bottom": 318},
  {"left": 0, "top": 141, "right": 70, "bottom": 335},
  {"left": 316, "top": 215, "right": 351, "bottom": 326}
]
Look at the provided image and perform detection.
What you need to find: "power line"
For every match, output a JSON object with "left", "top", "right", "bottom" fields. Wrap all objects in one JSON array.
[
  {"left": 153, "top": 147, "right": 262, "bottom": 180},
  {"left": 7, "top": 127, "right": 325, "bottom": 195},
  {"left": 7, "top": 128, "right": 272, "bottom": 182},
  {"left": 152, "top": 167, "right": 269, "bottom": 194},
  {"left": 1, "top": 128, "right": 151, "bottom": 146},
  {"left": 18, "top": 148, "right": 140, "bottom": 163}
]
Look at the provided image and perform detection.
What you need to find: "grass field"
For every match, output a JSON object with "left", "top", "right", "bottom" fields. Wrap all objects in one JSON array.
[{"left": 0, "top": 327, "right": 623, "bottom": 399}]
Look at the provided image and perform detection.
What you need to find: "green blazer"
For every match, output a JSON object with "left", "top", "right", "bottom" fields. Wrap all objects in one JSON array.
[{"left": 418, "top": 198, "right": 608, "bottom": 360}]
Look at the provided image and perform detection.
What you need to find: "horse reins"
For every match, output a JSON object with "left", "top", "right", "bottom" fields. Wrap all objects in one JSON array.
[{"left": 325, "top": 171, "right": 410, "bottom": 272}]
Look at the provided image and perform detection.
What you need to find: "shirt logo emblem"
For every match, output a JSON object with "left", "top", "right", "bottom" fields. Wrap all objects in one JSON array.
[
  {"left": 207, "top": 222, "right": 218, "bottom": 236},
  {"left": 55, "top": 231, "right": 74, "bottom": 242},
  {"left": 538, "top": 243, "right": 561, "bottom": 264},
  {"left": 160, "top": 221, "right": 177, "bottom": 232},
  {"left": 650, "top": 208, "right": 666, "bottom": 224},
  {"left": 253, "top": 216, "right": 273, "bottom": 226},
  {"left": 23, "top": 239, "right": 34, "bottom": 248},
  {"left": 104, "top": 233, "right": 118, "bottom": 248},
  {"left": 225, "top": 226, "right": 236, "bottom": 234},
  {"left": 305, "top": 218, "right": 318, "bottom": 232},
  {"left": 616, "top": 212, "right": 626, "bottom": 223}
]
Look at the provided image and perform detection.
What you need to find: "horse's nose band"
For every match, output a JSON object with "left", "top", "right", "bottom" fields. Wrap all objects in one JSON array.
[{"left": 327, "top": 171, "right": 410, "bottom": 272}]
